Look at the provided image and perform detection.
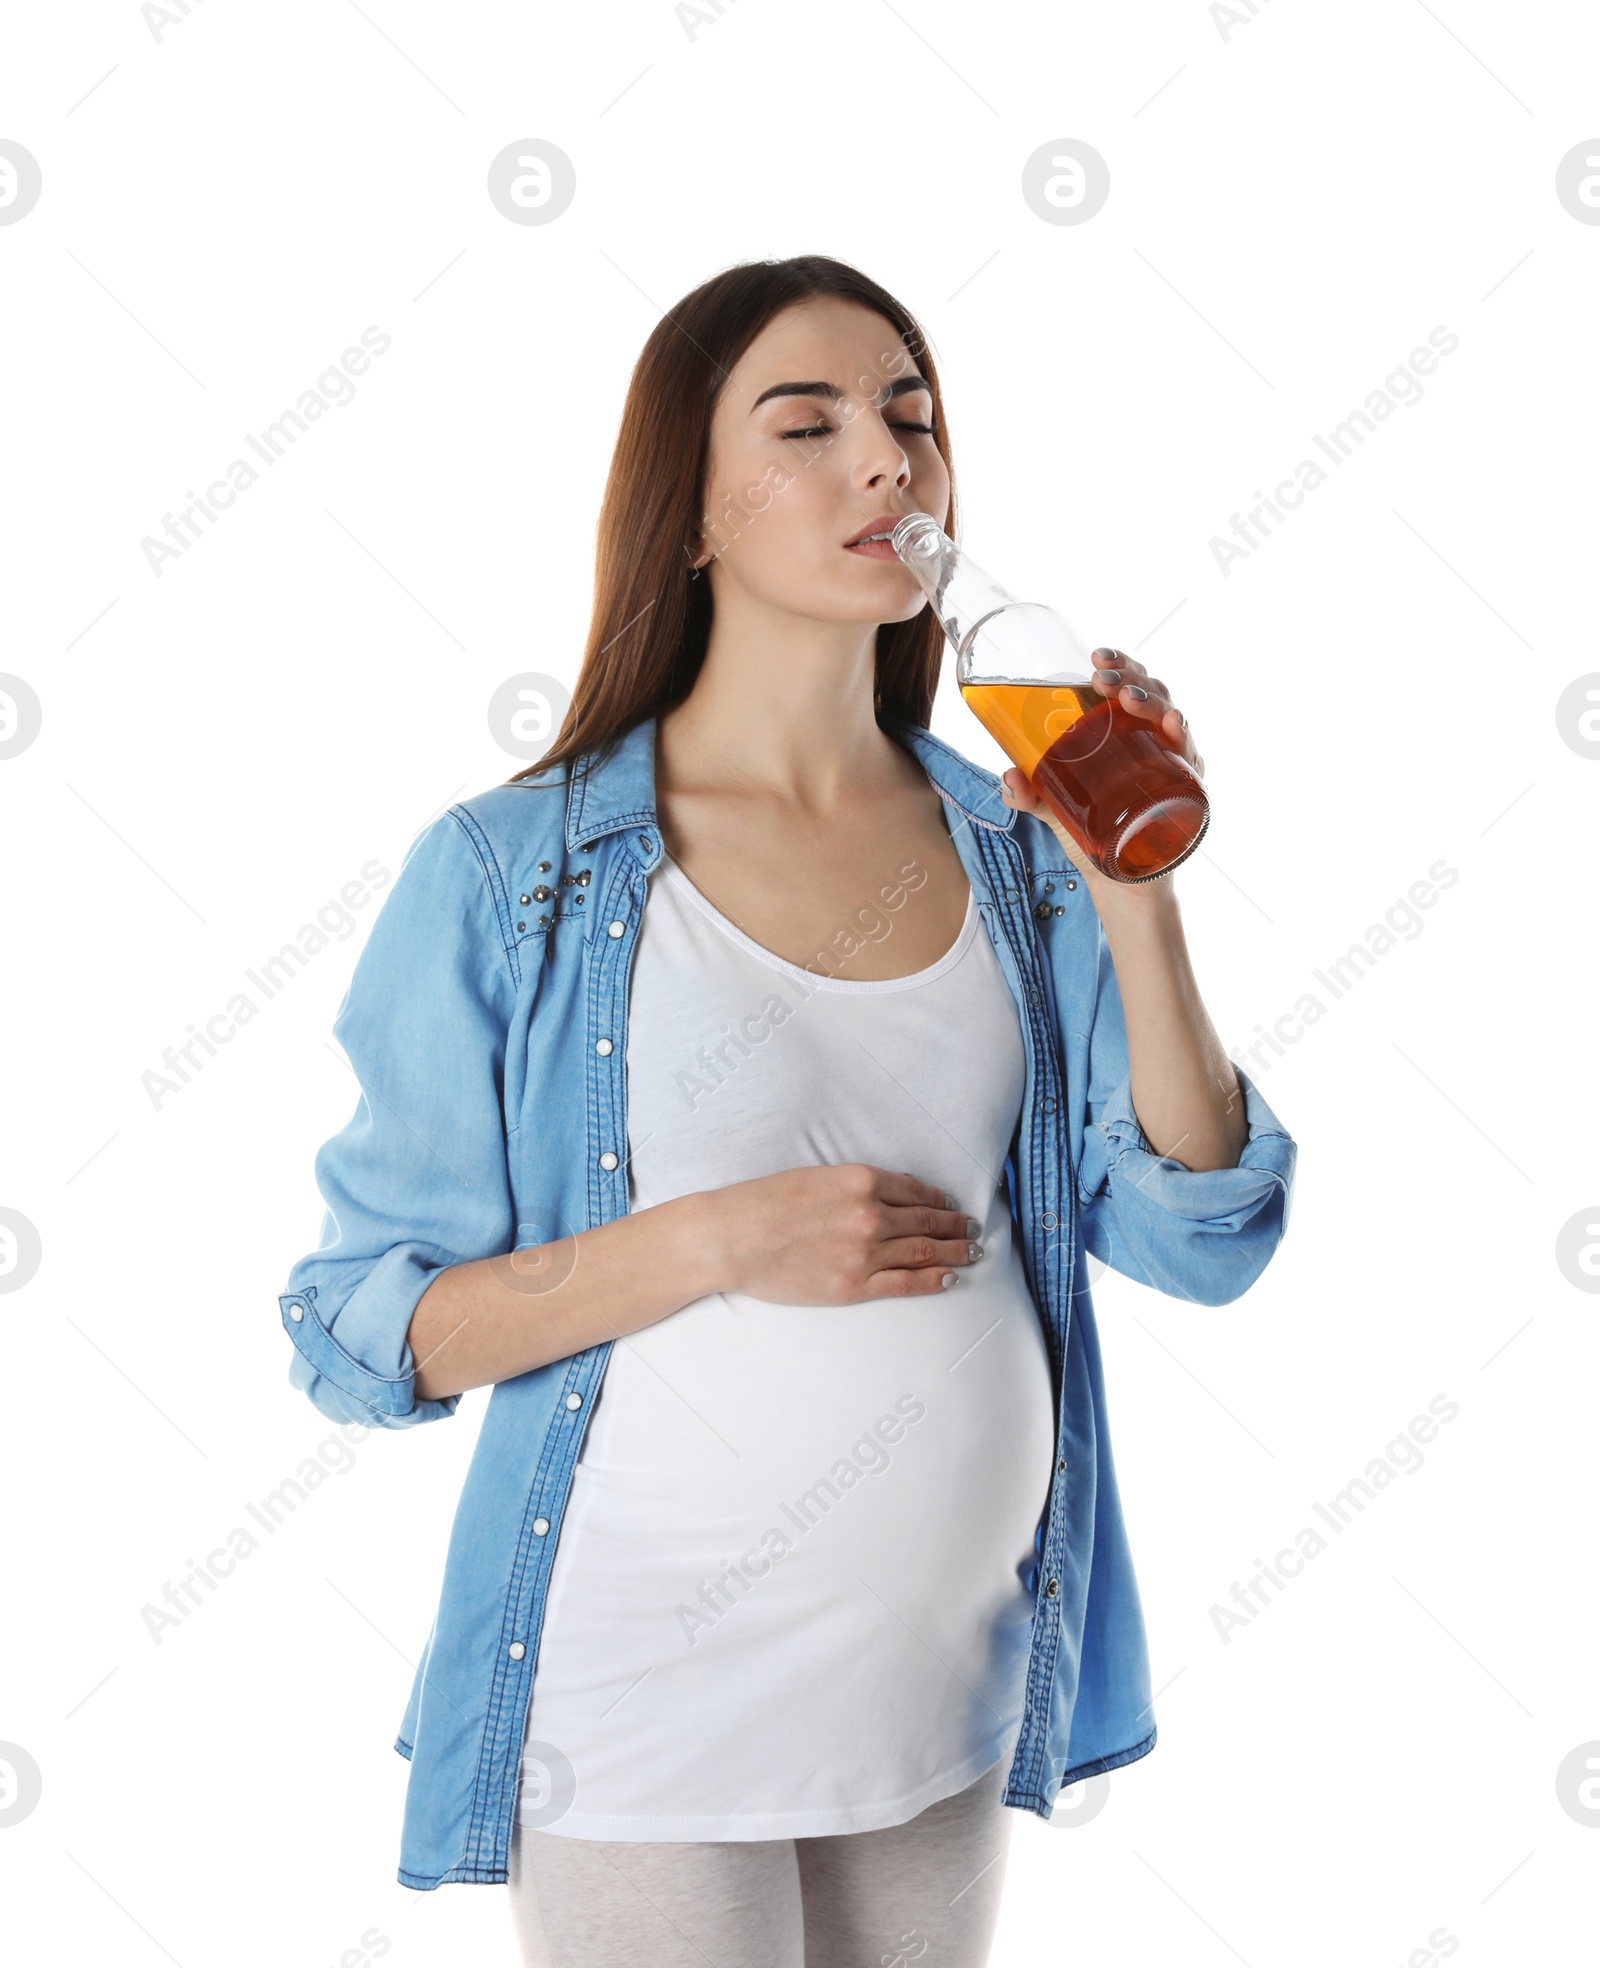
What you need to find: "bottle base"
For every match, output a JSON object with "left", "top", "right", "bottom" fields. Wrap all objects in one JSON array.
[{"left": 1104, "top": 796, "right": 1210, "bottom": 883}]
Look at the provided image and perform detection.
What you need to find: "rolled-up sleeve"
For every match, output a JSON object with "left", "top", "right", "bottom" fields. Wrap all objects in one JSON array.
[
  {"left": 279, "top": 812, "right": 518, "bottom": 1427},
  {"left": 1074, "top": 931, "right": 1296, "bottom": 1306}
]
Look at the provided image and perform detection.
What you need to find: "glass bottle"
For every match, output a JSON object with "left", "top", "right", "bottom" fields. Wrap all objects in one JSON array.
[{"left": 890, "top": 513, "right": 1209, "bottom": 883}]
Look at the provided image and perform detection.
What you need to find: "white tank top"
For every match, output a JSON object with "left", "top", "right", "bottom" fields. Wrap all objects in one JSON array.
[{"left": 518, "top": 852, "right": 1058, "bottom": 1840}]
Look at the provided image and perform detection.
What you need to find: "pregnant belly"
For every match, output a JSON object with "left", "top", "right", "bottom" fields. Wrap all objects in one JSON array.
[
  {"left": 558, "top": 1204, "right": 1058, "bottom": 1645},
  {"left": 521, "top": 1200, "right": 1059, "bottom": 1823}
]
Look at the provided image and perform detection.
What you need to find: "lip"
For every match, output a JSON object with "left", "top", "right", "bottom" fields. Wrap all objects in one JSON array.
[{"left": 843, "top": 514, "right": 908, "bottom": 550}]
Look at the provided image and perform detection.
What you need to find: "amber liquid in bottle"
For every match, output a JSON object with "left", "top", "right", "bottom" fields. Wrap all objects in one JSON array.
[{"left": 960, "top": 681, "right": 1209, "bottom": 881}]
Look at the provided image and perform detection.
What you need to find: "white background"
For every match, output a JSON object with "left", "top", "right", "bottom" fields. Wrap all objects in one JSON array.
[{"left": 2, "top": 1, "right": 1596, "bottom": 1963}]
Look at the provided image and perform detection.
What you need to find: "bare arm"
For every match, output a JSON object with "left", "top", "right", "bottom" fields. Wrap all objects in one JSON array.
[
  {"left": 992, "top": 811, "right": 1245, "bottom": 1172},
  {"left": 1086, "top": 880, "right": 1246, "bottom": 1171},
  {"left": 408, "top": 1191, "right": 723, "bottom": 1402},
  {"left": 1000, "top": 646, "right": 1246, "bottom": 1175},
  {"left": 407, "top": 1164, "right": 986, "bottom": 1402}
]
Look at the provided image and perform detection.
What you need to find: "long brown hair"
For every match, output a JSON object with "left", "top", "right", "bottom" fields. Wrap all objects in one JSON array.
[{"left": 510, "top": 254, "right": 956, "bottom": 784}]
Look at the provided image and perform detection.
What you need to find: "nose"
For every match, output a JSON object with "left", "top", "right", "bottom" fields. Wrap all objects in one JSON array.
[{"left": 853, "top": 403, "right": 914, "bottom": 491}]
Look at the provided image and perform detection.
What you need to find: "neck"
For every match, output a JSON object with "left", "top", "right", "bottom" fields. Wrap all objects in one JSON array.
[{"left": 659, "top": 584, "right": 902, "bottom": 810}]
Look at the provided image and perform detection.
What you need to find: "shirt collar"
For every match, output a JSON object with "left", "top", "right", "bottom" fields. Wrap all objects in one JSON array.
[{"left": 556, "top": 710, "right": 1017, "bottom": 853}]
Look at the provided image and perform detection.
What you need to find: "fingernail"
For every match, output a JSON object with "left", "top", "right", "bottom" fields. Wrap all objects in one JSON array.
[
  {"left": 1096, "top": 667, "right": 1122, "bottom": 684},
  {"left": 1125, "top": 684, "right": 1148, "bottom": 700},
  {"left": 944, "top": 1192, "right": 956, "bottom": 1210},
  {"left": 941, "top": 1271, "right": 958, "bottom": 1289},
  {"left": 966, "top": 1241, "right": 984, "bottom": 1262},
  {"left": 1180, "top": 714, "right": 1188, "bottom": 729},
  {"left": 966, "top": 1217, "right": 981, "bottom": 1239}
]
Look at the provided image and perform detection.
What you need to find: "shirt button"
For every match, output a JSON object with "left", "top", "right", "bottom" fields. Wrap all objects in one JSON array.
[
  {"left": 608, "top": 920, "right": 626, "bottom": 937},
  {"left": 1045, "top": 1577, "right": 1060, "bottom": 1598},
  {"left": 599, "top": 1151, "right": 619, "bottom": 1170},
  {"left": 533, "top": 1517, "right": 550, "bottom": 1536},
  {"left": 595, "top": 1038, "right": 613, "bottom": 1056},
  {"left": 288, "top": 1303, "right": 304, "bottom": 1322},
  {"left": 508, "top": 1641, "right": 527, "bottom": 1660},
  {"left": 565, "top": 1392, "right": 583, "bottom": 1410},
  {"left": 1042, "top": 1211, "right": 1057, "bottom": 1229}
]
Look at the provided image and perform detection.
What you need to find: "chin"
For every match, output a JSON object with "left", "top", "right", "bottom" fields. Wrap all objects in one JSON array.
[{"left": 776, "top": 579, "right": 896, "bottom": 626}]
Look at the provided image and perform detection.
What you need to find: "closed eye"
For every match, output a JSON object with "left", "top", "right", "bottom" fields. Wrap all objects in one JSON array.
[{"left": 782, "top": 421, "right": 937, "bottom": 439}]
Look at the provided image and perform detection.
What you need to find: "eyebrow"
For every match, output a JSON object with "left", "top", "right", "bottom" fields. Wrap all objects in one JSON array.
[{"left": 749, "top": 374, "right": 932, "bottom": 413}]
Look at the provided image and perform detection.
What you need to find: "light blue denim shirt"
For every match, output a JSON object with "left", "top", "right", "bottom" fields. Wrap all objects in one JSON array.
[{"left": 279, "top": 712, "right": 1297, "bottom": 1890}]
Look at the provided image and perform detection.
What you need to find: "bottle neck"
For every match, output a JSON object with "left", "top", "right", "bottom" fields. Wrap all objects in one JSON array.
[{"left": 890, "top": 516, "right": 1021, "bottom": 655}]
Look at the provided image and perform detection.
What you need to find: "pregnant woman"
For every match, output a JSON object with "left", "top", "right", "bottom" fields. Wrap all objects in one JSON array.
[{"left": 279, "top": 255, "right": 1297, "bottom": 1968}]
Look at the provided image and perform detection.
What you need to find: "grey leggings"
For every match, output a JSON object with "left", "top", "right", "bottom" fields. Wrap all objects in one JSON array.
[{"left": 506, "top": 1762, "right": 1014, "bottom": 1967}]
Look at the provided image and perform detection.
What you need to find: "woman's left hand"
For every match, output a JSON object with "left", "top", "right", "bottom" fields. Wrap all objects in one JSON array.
[
  {"left": 996, "top": 648, "right": 1245, "bottom": 1167},
  {"left": 998, "top": 647, "right": 1203, "bottom": 888}
]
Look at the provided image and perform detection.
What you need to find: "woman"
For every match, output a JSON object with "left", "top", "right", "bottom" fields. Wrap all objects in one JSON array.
[{"left": 279, "top": 254, "right": 1297, "bottom": 1967}]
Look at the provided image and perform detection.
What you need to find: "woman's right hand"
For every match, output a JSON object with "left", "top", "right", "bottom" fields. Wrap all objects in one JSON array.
[
  {"left": 697, "top": 1163, "right": 986, "bottom": 1304},
  {"left": 411, "top": 1163, "right": 987, "bottom": 1400}
]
